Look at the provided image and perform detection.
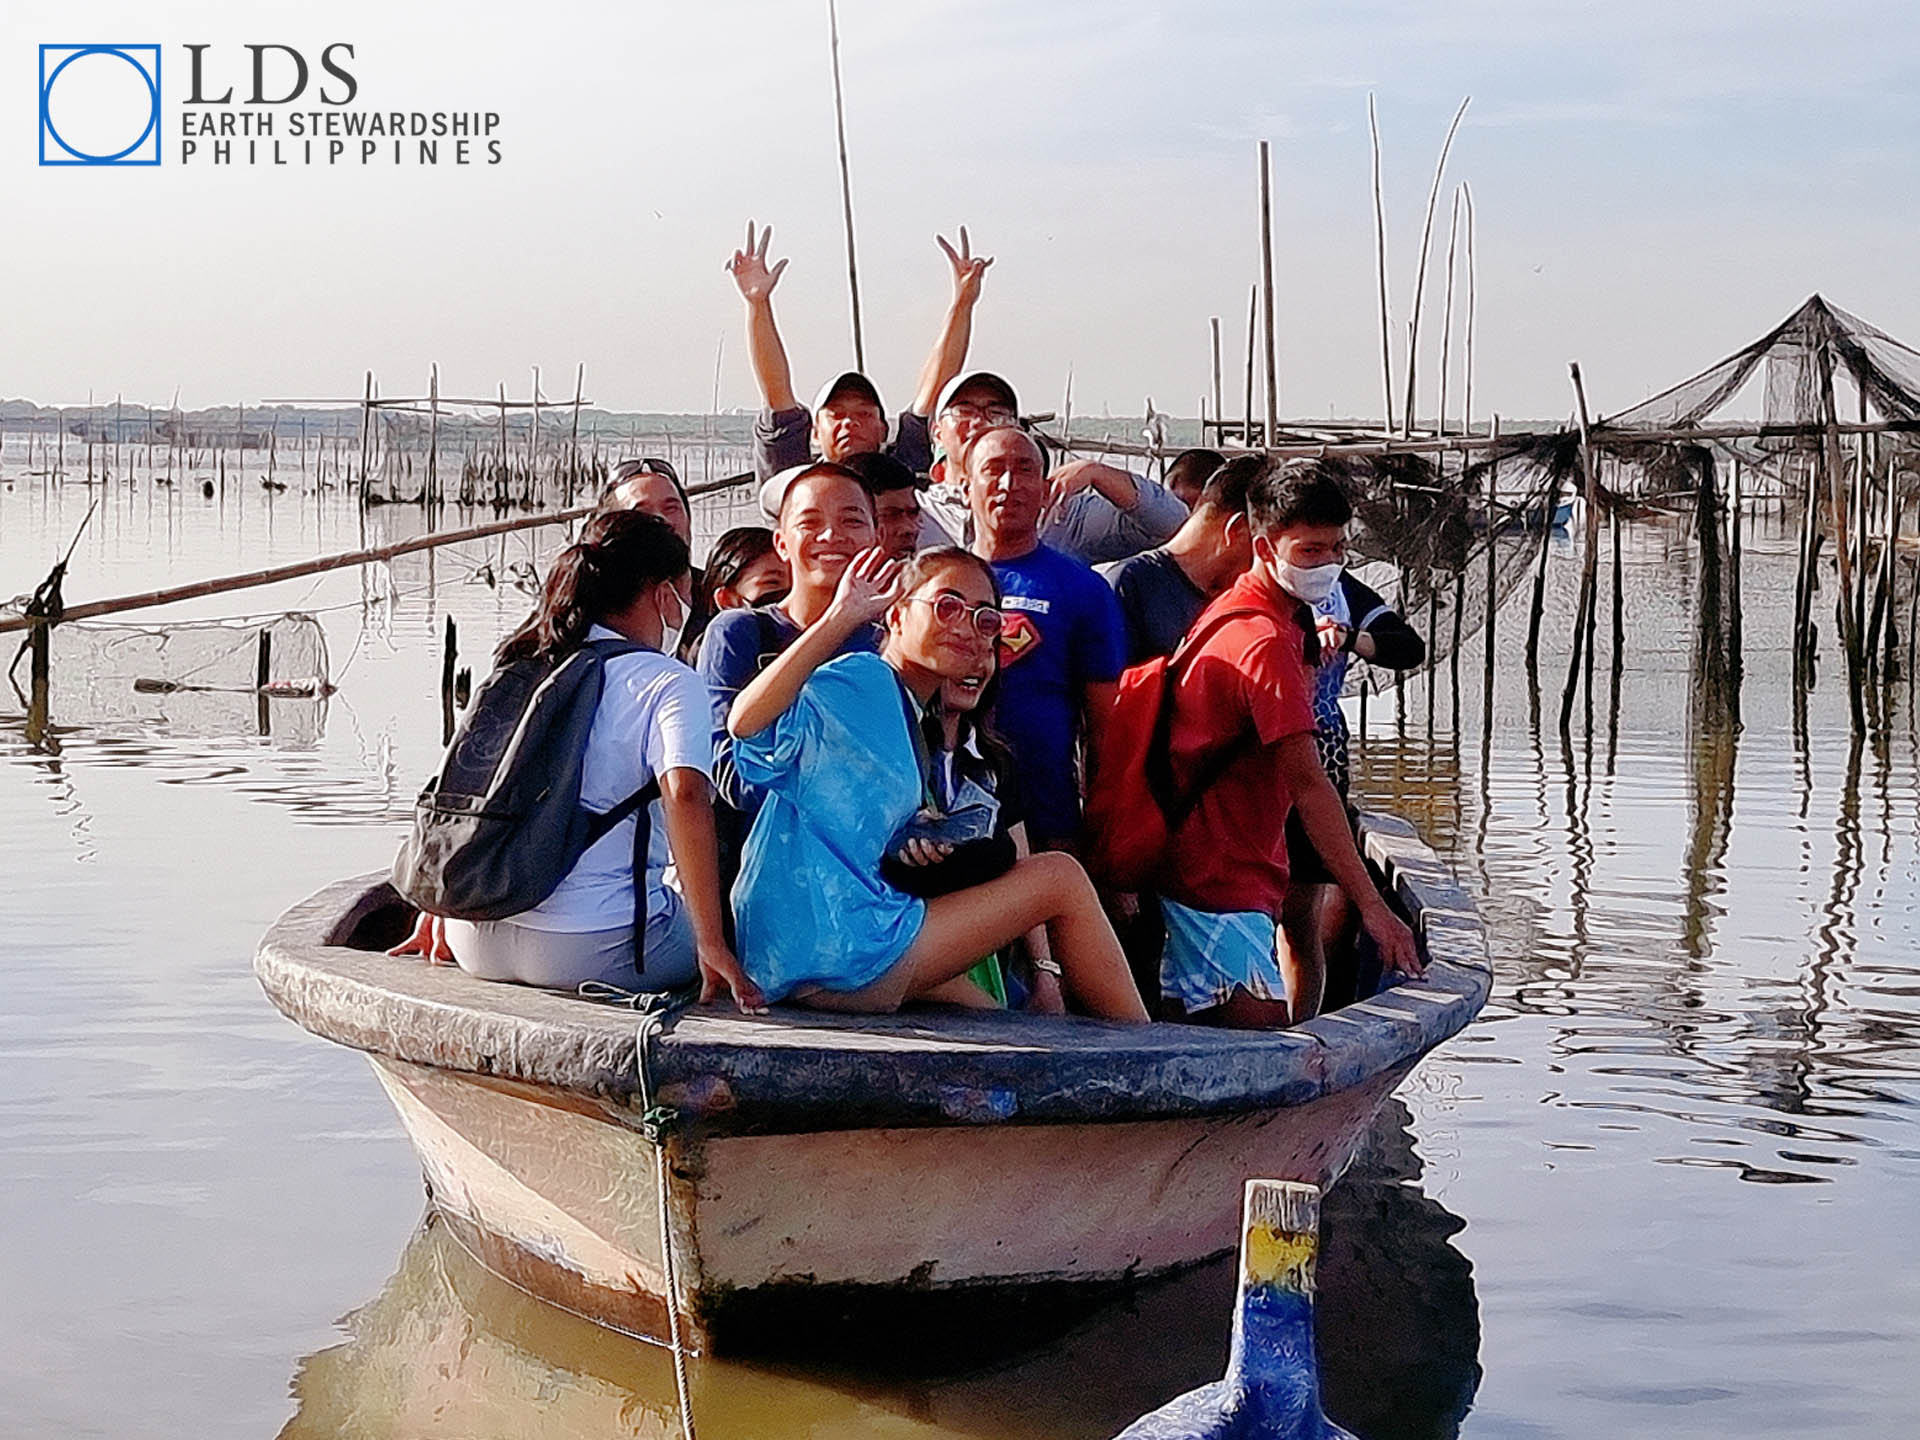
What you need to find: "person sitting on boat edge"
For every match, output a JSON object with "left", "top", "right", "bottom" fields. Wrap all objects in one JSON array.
[
  {"left": 599, "top": 456, "right": 708, "bottom": 658},
  {"left": 1106, "top": 451, "right": 1261, "bottom": 665},
  {"left": 966, "top": 424, "right": 1127, "bottom": 852},
  {"left": 683, "top": 525, "right": 789, "bottom": 659},
  {"left": 725, "top": 543, "right": 1149, "bottom": 1021},
  {"left": 696, "top": 463, "right": 882, "bottom": 895},
  {"left": 1141, "top": 458, "right": 1423, "bottom": 1028},
  {"left": 391, "top": 509, "right": 763, "bottom": 1012},
  {"left": 886, "top": 616, "right": 1066, "bottom": 1014},
  {"left": 1284, "top": 538, "right": 1425, "bottom": 1015},
  {"left": 727, "top": 220, "right": 991, "bottom": 482}
]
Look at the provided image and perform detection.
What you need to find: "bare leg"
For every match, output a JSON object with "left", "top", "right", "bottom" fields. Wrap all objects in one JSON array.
[
  {"left": 917, "top": 976, "right": 1001, "bottom": 1009},
  {"left": 1317, "top": 884, "right": 1359, "bottom": 1010},
  {"left": 1278, "top": 882, "right": 1327, "bottom": 1024},
  {"left": 799, "top": 853, "right": 1149, "bottom": 1022}
]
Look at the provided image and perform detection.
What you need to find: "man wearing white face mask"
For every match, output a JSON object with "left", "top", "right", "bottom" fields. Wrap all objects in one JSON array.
[{"left": 1148, "top": 458, "right": 1423, "bottom": 1028}]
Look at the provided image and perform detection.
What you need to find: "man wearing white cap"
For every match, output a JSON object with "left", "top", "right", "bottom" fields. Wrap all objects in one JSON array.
[
  {"left": 727, "top": 221, "right": 991, "bottom": 484},
  {"left": 919, "top": 371, "right": 1191, "bottom": 566}
]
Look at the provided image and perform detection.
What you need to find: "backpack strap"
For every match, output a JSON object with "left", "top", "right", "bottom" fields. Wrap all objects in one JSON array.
[
  {"left": 578, "top": 636, "right": 668, "bottom": 973},
  {"left": 1142, "top": 603, "right": 1282, "bottom": 832}
]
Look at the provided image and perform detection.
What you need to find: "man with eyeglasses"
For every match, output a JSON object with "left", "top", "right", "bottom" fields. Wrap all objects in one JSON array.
[
  {"left": 920, "top": 371, "right": 1191, "bottom": 566},
  {"left": 965, "top": 425, "right": 1126, "bottom": 852},
  {"left": 727, "top": 221, "right": 991, "bottom": 484}
]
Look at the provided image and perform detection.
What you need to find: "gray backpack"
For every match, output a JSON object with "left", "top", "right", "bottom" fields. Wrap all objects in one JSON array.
[{"left": 392, "top": 637, "right": 660, "bottom": 966}]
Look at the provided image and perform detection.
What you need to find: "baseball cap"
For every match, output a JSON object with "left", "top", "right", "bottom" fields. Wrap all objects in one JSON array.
[
  {"left": 758, "top": 460, "right": 869, "bottom": 523},
  {"left": 811, "top": 371, "right": 885, "bottom": 418},
  {"left": 934, "top": 370, "right": 1019, "bottom": 420}
]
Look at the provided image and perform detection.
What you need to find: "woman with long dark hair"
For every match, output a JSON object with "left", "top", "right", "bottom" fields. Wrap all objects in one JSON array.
[
  {"left": 725, "top": 544, "right": 1148, "bottom": 1020},
  {"left": 394, "top": 509, "right": 762, "bottom": 1011}
]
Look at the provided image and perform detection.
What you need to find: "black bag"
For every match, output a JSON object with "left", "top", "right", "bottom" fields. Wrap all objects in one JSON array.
[
  {"left": 878, "top": 682, "right": 1017, "bottom": 899},
  {"left": 391, "top": 637, "right": 660, "bottom": 965}
]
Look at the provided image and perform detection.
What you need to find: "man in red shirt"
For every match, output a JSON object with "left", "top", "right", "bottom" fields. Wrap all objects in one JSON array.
[{"left": 1159, "top": 459, "right": 1422, "bottom": 1026}]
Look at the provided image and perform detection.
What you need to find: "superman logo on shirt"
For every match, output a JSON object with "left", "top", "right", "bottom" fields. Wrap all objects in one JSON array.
[{"left": 997, "top": 611, "right": 1043, "bottom": 665}]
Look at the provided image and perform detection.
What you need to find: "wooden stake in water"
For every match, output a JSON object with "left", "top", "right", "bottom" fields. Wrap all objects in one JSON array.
[
  {"left": 441, "top": 615, "right": 459, "bottom": 746},
  {"left": 1560, "top": 362, "right": 1603, "bottom": 732}
]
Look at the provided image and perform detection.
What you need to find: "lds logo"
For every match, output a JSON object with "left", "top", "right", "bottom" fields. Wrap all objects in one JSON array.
[{"left": 39, "top": 44, "right": 163, "bottom": 166}]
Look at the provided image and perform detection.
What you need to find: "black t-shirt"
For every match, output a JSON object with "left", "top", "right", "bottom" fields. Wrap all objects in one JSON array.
[{"left": 1107, "top": 547, "right": 1209, "bottom": 665}]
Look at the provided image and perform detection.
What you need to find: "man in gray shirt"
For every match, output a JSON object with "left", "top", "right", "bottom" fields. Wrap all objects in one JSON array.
[{"left": 916, "top": 370, "right": 1191, "bottom": 565}]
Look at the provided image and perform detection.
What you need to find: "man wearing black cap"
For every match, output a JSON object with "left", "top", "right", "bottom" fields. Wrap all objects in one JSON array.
[{"left": 727, "top": 221, "right": 991, "bottom": 484}]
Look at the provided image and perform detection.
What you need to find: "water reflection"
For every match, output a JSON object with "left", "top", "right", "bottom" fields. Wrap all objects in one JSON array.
[{"left": 279, "top": 1100, "right": 1481, "bottom": 1440}]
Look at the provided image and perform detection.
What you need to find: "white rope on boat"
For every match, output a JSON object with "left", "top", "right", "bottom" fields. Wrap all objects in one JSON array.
[{"left": 631, "top": 990, "right": 700, "bottom": 1440}]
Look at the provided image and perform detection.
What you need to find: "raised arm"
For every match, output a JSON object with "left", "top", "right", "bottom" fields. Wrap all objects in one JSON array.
[
  {"left": 909, "top": 229, "right": 994, "bottom": 417},
  {"left": 727, "top": 221, "right": 799, "bottom": 414},
  {"left": 728, "top": 548, "right": 903, "bottom": 739}
]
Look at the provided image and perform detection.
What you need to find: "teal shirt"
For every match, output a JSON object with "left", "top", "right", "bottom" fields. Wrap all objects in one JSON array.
[{"left": 731, "top": 652, "right": 927, "bottom": 1001}]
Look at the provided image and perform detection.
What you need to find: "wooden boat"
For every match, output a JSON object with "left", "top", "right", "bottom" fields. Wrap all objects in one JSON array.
[{"left": 254, "top": 812, "right": 1488, "bottom": 1356}]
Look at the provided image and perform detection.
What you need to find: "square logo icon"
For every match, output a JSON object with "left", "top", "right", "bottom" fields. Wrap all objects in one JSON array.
[{"left": 40, "top": 44, "right": 163, "bottom": 166}]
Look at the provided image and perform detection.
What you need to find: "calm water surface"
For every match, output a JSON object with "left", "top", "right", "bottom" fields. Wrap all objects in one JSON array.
[{"left": 1, "top": 460, "right": 1915, "bottom": 1437}]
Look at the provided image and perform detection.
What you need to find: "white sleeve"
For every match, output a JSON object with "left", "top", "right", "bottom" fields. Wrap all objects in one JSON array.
[{"left": 645, "top": 663, "right": 716, "bottom": 781}]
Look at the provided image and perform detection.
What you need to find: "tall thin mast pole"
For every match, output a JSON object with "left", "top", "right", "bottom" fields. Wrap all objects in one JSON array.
[
  {"left": 1368, "top": 94, "right": 1394, "bottom": 434},
  {"left": 1258, "top": 140, "right": 1279, "bottom": 441},
  {"left": 827, "top": 0, "right": 866, "bottom": 371}
]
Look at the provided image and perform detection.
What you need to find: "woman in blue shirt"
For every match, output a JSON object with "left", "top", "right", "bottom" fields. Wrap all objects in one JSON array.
[{"left": 727, "top": 545, "right": 1148, "bottom": 1021}]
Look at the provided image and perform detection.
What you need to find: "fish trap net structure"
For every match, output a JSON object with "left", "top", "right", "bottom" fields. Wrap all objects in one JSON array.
[{"left": 41, "top": 613, "right": 331, "bottom": 739}]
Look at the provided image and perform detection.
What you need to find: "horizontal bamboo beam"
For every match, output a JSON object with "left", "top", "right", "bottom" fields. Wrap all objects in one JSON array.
[
  {"left": 1041, "top": 415, "right": 1920, "bottom": 464},
  {"left": 0, "top": 505, "right": 596, "bottom": 635},
  {"left": 257, "top": 396, "right": 584, "bottom": 410}
]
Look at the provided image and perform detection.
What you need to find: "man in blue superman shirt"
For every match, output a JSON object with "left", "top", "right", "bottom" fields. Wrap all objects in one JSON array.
[{"left": 965, "top": 425, "right": 1126, "bottom": 850}]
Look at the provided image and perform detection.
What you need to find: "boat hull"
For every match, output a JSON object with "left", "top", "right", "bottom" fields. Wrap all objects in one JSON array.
[
  {"left": 255, "top": 811, "right": 1489, "bottom": 1355},
  {"left": 371, "top": 1050, "right": 1411, "bottom": 1352}
]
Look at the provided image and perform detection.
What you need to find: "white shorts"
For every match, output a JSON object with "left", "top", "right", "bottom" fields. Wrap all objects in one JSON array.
[{"left": 446, "top": 891, "right": 697, "bottom": 993}]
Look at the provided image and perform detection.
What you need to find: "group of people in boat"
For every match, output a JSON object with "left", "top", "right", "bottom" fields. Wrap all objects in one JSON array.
[{"left": 395, "top": 224, "right": 1427, "bottom": 1029}]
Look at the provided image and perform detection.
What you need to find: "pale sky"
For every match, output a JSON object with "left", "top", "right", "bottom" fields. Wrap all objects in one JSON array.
[{"left": 7, "top": 0, "right": 1920, "bottom": 423}]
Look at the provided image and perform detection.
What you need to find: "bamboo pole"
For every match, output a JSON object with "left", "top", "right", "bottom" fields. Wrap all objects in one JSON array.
[
  {"left": 1729, "top": 456, "right": 1744, "bottom": 689},
  {"left": 1560, "top": 362, "right": 1603, "bottom": 731},
  {"left": 1368, "top": 94, "right": 1394, "bottom": 435},
  {"left": 1816, "top": 339, "right": 1866, "bottom": 731},
  {"left": 0, "top": 504, "right": 599, "bottom": 635},
  {"left": 1258, "top": 140, "right": 1278, "bottom": 442},
  {"left": 1243, "top": 284, "right": 1257, "bottom": 447},
  {"left": 427, "top": 364, "right": 441, "bottom": 508},
  {"left": 356, "top": 371, "right": 374, "bottom": 501},
  {"left": 827, "top": 0, "right": 866, "bottom": 372},
  {"left": 1210, "top": 316, "right": 1223, "bottom": 444},
  {"left": 1401, "top": 97, "right": 1471, "bottom": 439},
  {"left": 1482, "top": 414, "right": 1500, "bottom": 725},
  {"left": 1438, "top": 187, "right": 1461, "bottom": 438}
]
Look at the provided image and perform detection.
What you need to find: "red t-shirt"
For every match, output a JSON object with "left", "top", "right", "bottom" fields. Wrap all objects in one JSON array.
[{"left": 1160, "top": 569, "right": 1318, "bottom": 918}]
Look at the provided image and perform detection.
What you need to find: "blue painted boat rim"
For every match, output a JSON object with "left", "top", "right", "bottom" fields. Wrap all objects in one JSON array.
[{"left": 252, "top": 811, "right": 1491, "bottom": 1136}]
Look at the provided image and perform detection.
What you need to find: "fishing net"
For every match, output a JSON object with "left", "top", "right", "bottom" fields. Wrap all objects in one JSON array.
[{"left": 32, "top": 613, "right": 331, "bottom": 742}]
